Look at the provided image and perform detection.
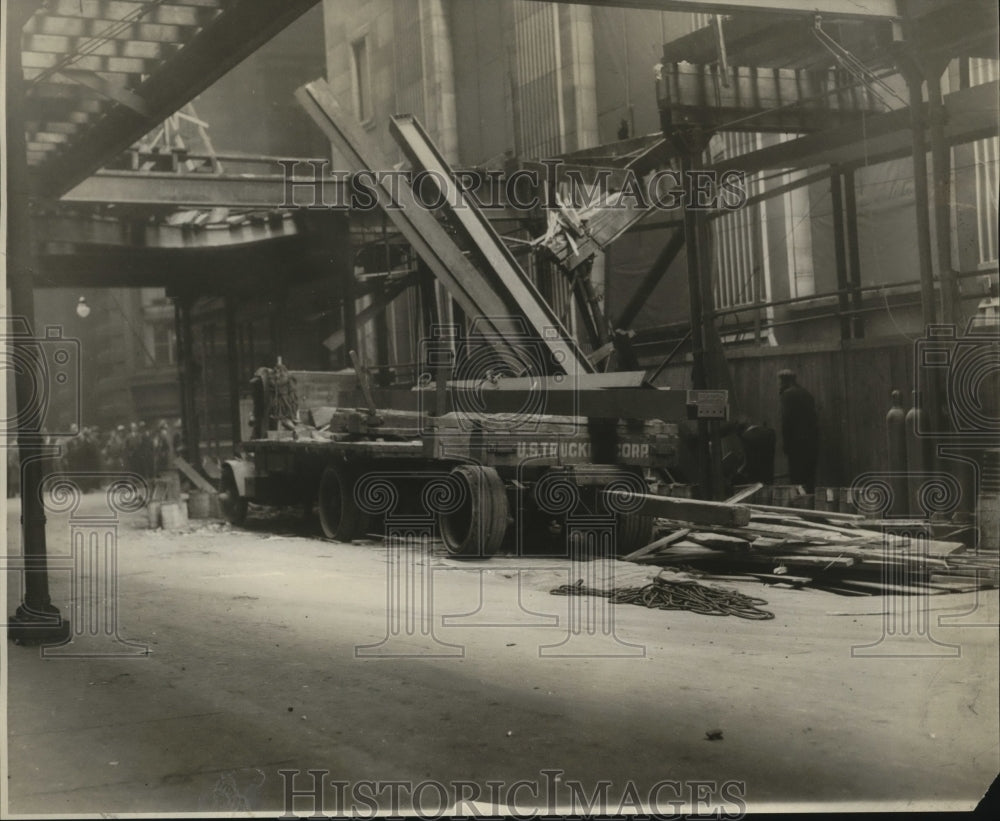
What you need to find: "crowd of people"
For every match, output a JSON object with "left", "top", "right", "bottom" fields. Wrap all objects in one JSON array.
[
  {"left": 6, "top": 419, "right": 185, "bottom": 497},
  {"left": 59, "top": 419, "right": 183, "bottom": 483}
]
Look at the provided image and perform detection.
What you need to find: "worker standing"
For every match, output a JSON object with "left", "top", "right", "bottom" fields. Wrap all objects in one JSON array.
[{"left": 778, "top": 369, "right": 819, "bottom": 493}]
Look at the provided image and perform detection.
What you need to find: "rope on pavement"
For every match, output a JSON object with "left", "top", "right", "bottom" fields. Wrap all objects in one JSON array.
[{"left": 550, "top": 573, "right": 775, "bottom": 620}]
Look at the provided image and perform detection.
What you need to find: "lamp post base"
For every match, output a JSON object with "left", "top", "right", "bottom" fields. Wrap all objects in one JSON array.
[{"left": 8, "top": 604, "right": 71, "bottom": 647}]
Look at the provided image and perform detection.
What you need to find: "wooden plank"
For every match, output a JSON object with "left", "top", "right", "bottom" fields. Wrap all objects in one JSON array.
[
  {"left": 622, "top": 528, "right": 691, "bottom": 562},
  {"left": 687, "top": 532, "right": 753, "bottom": 550},
  {"left": 748, "top": 503, "right": 867, "bottom": 522},
  {"left": 744, "top": 572, "right": 813, "bottom": 586},
  {"left": 174, "top": 455, "right": 217, "bottom": 494},
  {"left": 821, "top": 579, "right": 947, "bottom": 596},
  {"left": 771, "top": 555, "right": 857, "bottom": 568},
  {"left": 726, "top": 482, "right": 764, "bottom": 503},
  {"left": 604, "top": 491, "right": 750, "bottom": 527}
]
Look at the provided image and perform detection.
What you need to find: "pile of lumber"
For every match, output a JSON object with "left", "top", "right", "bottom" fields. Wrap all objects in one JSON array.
[{"left": 623, "top": 502, "right": 999, "bottom": 597}]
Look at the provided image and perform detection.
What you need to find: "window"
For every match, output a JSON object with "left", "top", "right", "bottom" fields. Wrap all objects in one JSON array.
[
  {"left": 145, "top": 324, "right": 176, "bottom": 367},
  {"left": 710, "top": 131, "right": 768, "bottom": 309},
  {"left": 351, "top": 35, "right": 371, "bottom": 123},
  {"left": 970, "top": 59, "right": 999, "bottom": 265}
]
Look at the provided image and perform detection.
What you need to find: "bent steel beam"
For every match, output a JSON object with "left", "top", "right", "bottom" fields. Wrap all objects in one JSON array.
[
  {"left": 388, "top": 113, "right": 593, "bottom": 374},
  {"left": 296, "top": 79, "right": 592, "bottom": 376}
]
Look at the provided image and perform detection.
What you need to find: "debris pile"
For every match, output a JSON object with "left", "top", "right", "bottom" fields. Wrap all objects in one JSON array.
[{"left": 623, "top": 504, "right": 999, "bottom": 597}]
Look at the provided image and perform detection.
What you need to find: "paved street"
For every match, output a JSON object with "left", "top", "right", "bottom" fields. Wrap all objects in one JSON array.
[{"left": 4, "top": 492, "right": 998, "bottom": 814}]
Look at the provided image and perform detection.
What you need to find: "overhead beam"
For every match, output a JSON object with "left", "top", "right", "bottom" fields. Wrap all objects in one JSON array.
[
  {"left": 31, "top": 0, "right": 322, "bottom": 199},
  {"left": 710, "top": 80, "right": 999, "bottom": 173},
  {"left": 34, "top": 240, "right": 309, "bottom": 293},
  {"left": 524, "top": 0, "right": 901, "bottom": 21},
  {"left": 62, "top": 169, "right": 347, "bottom": 208},
  {"left": 34, "top": 212, "right": 303, "bottom": 250}
]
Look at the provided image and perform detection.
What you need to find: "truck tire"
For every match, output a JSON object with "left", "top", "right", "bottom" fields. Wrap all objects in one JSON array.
[
  {"left": 439, "top": 465, "right": 509, "bottom": 557},
  {"left": 219, "top": 466, "right": 248, "bottom": 526},
  {"left": 614, "top": 513, "right": 655, "bottom": 557},
  {"left": 318, "top": 463, "right": 368, "bottom": 542}
]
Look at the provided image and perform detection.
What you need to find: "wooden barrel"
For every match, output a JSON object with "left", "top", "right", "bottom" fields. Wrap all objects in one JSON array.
[
  {"left": 187, "top": 490, "right": 212, "bottom": 519},
  {"left": 771, "top": 485, "right": 802, "bottom": 508},
  {"left": 839, "top": 487, "right": 857, "bottom": 514},
  {"left": 147, "top": 501, "right": 162, "bottom": 529},
  {"left": 814, "top": 487, "right": 838, "bottom": 512}
]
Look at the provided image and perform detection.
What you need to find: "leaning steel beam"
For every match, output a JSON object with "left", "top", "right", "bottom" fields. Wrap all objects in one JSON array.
[
  {"left": 388, "top": 113, "right": 594, "bottom": 375},
  {"left": 296, "top": 79, "right": 591, "bottom": 377},
  {"left": 31, "top": 0, "right": 322, "bottom": 199},
  {"left": 525, "top": 0, "right": 901, "bottom": 21}
]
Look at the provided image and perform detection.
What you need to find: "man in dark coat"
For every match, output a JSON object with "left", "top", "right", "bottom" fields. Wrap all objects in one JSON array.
[{"left": 779, "top": 369, "right": 819, "bottom": 492}]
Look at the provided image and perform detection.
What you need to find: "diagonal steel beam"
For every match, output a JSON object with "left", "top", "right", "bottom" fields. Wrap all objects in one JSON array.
[
  {"left": 388, "top": 113, "right": 594, "bottom": 375},
  {"left": 616, "top": 229, "right": 686, "bottom": 330},
  {"left": 296, "top": 79, "right": 591, "bottom": 376}
]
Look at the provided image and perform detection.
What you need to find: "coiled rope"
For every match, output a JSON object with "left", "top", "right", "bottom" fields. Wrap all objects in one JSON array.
[{"left": 550, "top": 574, "right": 774, "bottom": 620}]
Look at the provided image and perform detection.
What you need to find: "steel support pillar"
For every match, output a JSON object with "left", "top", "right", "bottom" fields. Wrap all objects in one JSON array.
[
  {"left": 926, "top": 65, "right": 960, "bottom": 327},
  {"left": 902, "top": 67, "right": 938, "bottom": 333},
  {"left": 6, "top": 3, "right": 71, "bottom": 645},
  {"left": 176, "top": 295, "right": 202, "bottom": 469},
  {"left": 899, "top": 47, "right": 945, "bottom": 438},
  {"left": 843, "top": 169, "right": 865, "bottom": 339},
  {"left": 418, "top": 260, "right": 440, "bottom": 343},
  {"left": 224, "top": 297, "right": 242, "bottom": 448},
  {"left": 339, "top": 223, "right": 357, "bottom": 372},
  {"left": 676, "top": 129, "right": 725, "bottom": 500},
  {"left": 830, "top": 170, "right": 853, "bottom": 341}
]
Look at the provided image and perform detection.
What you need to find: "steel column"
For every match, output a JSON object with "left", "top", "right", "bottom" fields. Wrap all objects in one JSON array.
[
  {"left": 224, "top": 296, "right": 242, "bottom": 447},
  {"left": 843, "top": 169, "right": 865, "bottom": 339},
  {"left": 927, "top": 66, "right": 960, "bottom": 326},
  {"left": 177, "top": 295, "right": 202, "bottom": 469},
  {"left": 677, "top": 131, "right": 726, "bottom": 500},
  {"left": 830, "top": 170, "right": 853, "bottom": 341},
  {"left": 903, "top": 66, "right": 938, "bottom": 332},
  {"left": 6, "top": 1, "right": 71, "bottom": 645}
]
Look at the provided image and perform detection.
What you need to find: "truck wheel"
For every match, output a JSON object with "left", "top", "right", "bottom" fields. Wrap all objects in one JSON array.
[
  {"left": 615, "top": 513, "right": 655, "bottom": 557},
  {"left": 439, "top": 465, "right": 509, "bottom": 557},
  {"left": 219, "top": 466, "right": 248, "bottom": 526},
  {"left": 318, "top": 464, "right": 367, "bottom": 542}
]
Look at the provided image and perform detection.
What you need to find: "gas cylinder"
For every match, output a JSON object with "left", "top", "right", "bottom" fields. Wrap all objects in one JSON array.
[
  {"left": 904, "top": 390, "right": 927, "bottom": 517},
  {"left": 886, "top": 390, "right": 907, "bottom": 516}
]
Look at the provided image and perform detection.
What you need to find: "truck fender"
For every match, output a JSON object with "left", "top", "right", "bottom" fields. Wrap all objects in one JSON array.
[{"left": 223, "top": 458, "right": 255, "bottom": 498}]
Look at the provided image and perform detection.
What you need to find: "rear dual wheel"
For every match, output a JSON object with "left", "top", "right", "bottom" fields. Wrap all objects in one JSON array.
[
  {"left": 438, "top": 465, "right": 509, "bottom": 557},
  {"left": 318, "top": 463, "right": 368, "bottom": 542}
]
